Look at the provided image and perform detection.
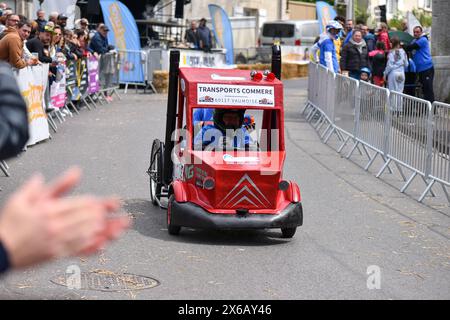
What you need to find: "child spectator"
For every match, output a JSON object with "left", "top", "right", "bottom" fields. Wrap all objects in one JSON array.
[
  {"left": 384, "top": 36, "right": 408, "bottom": 93},
  {"left": 369, "top": 41, "right": 386, "bottom": 87},
  {"left": 360, "top": 67, "right": 371, "bottom": 82}
]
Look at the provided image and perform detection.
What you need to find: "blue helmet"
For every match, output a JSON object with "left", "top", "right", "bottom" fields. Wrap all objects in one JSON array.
[
  {"left": 326, "top": 21, "right": 343, "bottom": 39},
  {"left": 360, "top": 67, "right": 371, "bottom": 76},
  {"left": 326, "top": 20, "right": 343, "bottom": 32}
]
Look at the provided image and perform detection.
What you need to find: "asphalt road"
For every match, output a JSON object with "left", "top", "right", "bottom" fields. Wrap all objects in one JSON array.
[{"left": 0, "top": 77, "right": 448, "bottom": 300}]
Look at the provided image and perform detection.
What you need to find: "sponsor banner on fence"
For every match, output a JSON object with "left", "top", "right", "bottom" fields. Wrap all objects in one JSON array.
[
  {"left": 66, "top": 61, "right": 81, "bottom": 101},
  {"left": 15, "top": 64, "right": 50, "bottom": 146},
  {"left": 50, "top": 63, "right": 67, "bottom": 108},
  {"left": 88, "top": 55, "right": 100, "bottom": 94},
  {"left": 77, "top": 58, "right": 89, "bottom": 96},
  {"left": 197, "top": 83, "right": 275, "bottom": 107}
]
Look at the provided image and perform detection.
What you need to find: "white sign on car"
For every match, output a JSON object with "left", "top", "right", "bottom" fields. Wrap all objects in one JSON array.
[{"left": 197, "top": 83, "right": 275, "bottom": 107}]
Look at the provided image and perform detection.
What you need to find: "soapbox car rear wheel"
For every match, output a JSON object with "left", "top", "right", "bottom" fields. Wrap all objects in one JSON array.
[
  {"left": 148, "top": 139, "right": 164, "bottom": 205},
  {"left": 281, "top": 227, "right": 297, "bottom": 238},
  {"left": 167, "top": 195, "right": 181, "bottom": 235}
]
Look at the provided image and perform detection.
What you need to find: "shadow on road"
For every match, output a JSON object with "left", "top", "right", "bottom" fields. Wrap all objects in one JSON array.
[{"left": 123, "top": 199, "right": 296, "bottom": 247}]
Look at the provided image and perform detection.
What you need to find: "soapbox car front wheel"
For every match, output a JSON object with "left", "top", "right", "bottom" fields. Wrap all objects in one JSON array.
[
  {"left": 148, "top": 139, "right": 164, "bottom": 205},
  {"left": 167, "top": 195, "right": 181, "bottom": 235},
  {"left": 281, "top": 227, "right": 297, "bottom": 238}
]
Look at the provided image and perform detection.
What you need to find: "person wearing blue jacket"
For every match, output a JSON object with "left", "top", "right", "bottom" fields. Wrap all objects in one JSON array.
[
  {"left": 403, "top": 26, "right": 434, "bottom": 103},
  {"left": 88, "top": 24, "right": 110, "bottom": 55},
  {"left": 193, "top": 108, "right": 214, "bottom": 126},
  {"left": 362, "top": 25, "right": 376, "bottom": 52},
  {"left": 314, "top": 21, "right": 342, "bottom": 73},
  {"left": 194, "top": 109, "right": 254, "bottom": 151}
]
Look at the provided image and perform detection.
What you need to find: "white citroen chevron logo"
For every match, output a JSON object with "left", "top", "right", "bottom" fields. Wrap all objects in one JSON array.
[{"left": 218, "top": 174, "right": 271, "bottom": 209}]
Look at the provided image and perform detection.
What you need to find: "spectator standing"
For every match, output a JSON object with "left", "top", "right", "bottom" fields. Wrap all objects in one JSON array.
[
  {"left": 48, "top": 25, "right": 62, "bottom": 58},
  {"left": 18, "top": 20, "right": 38, "bottom": 66},
  {"left": 64, "top": 29, "right": 83, "bottom": 60},
  {"left": 184, "top": 20, "right": 199, "bottom": 48},
  {"left": 317, "top": 21, "right": 342, "bottom": 73},
  {"left": 333, "top": 16, "right": 346, "bottom": 61},
  {"left": 369, "top": 41, "right": 387, "bottom": 87},
  {"left": 403, "top": 26, "right": 435, "bottom": 103},
  {"left": 0, "top": 17, "right": 31, "bottom": 69},
  {"left": 361, "top": 25, "right": 376, "bottom": 52},
  {"left": 343, "top": 19, "right": 354, "bottom": 45},
  {"left": 57, "top": 13, "right": 68, "bottom": 32},
  {"left": 377, "top": 23, "right": 391, "bottom": 53},
  {"left": 0, "top": 14, "right": 19, "bottom": 40},
  {"left": 340, "top": 30, "right": 369, "bottom": 80},
  {"left": 48, "top": 11, "right": 58, "bottom": 25},
  {"left": 31, "top": 9, "right": 47, "bottom": 38},
  {"left": 197, "top": 18, "right": 212, "bottom": 52},
  {"left": 75, "top": 29, "right": 90, "bottom": 57},
  {"left": 384, "top": 37, "right": 408, "bottom": 94},
  {"left": 89, "top": 23, "right": 110, "bottom": 55},
  {"left": 360, "top": 67, "right": 371, "bottom": 82},
  {"left": 89, "top": 24, "right": 115, "bottom": 102},
  {"left": 26, "top": 25, "right": 53, "bottom": 64},
  {"left": 78, "top": 18, "right": 90, "bottom": 40}
]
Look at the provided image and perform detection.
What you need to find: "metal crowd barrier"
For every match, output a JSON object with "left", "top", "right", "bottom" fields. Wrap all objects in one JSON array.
[
  {"left": 99, "top": 51, "right": 121, "bottom": 100},
  {"left": 325, "top": 73, "right": 359, "bottom": 149},
  {"left": 420, "top": 101, "right": 450, "bottom": 202},
  {"left": 116, "top": 49, "right": 147, "bottom": 94},
  {"left": 349, "top": 81, "right": 390, "bottom": 171},
  {"left": 304, "top": 62, "right": 450, "bottom": 204},
  {"left": 377, "top": 91, "right": 433, "bottom": 194}
]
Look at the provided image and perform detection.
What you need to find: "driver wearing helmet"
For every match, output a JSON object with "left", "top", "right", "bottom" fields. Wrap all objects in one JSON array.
[
  {"left": 194, "top": 108, "right": 254, "bottom": 151},
  {"left": 311, "top": 20, "right": 342, "bottom": 73}
]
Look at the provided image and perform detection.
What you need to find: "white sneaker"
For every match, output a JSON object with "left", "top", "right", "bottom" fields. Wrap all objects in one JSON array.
[{"left": 62, "top": 109, "right": 72, "bottom": 116}]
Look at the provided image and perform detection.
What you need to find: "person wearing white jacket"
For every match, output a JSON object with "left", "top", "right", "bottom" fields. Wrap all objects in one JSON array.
[{"left": 384, "top": 37, "right": 408, "bottom": 93}]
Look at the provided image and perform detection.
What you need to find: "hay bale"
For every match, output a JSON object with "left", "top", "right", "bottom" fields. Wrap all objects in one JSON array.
[
  {"left": 297, "top": 64, "right": 309, "bottom": 77},
  {"left": 282, "top": 63, "right": 299, "bottom": 79},
  {"left": 237, "top": 64, "right": 251, "bottom": 70},
  {"left": 153, "top": 70, "right": 169, "bottom": 94},
  {"left": 236, "top": 63, "right": 271, "bottom": 71}
]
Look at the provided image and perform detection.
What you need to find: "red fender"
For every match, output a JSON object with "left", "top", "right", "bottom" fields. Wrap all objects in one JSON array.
[
  {"left": 286, "top": 181, "right": 301, "bottom": 203},
  {"left": 171, "top": 180, "right": 188, "bottom": 203}
]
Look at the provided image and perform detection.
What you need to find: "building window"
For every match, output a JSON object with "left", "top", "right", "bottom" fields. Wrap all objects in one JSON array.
[
  {"left": 388, "top": 0, "right": 398, "bottom": 15},
  {"left": 3, "top": 0, "right": 15, "bottom": 11},
  {"left": 424, "top": 0, "right": 432, "bottom": 10}
]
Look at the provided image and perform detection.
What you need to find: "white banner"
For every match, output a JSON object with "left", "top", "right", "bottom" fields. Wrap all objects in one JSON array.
[
  {"left": 162, "top": 49, "right": 233, "bottom": 70},
  {"left": 15, "top": 64, "right": 50, "bottom": 146},
  {"left": 197, "top": 83, "right": 275, "bottom": 107}
]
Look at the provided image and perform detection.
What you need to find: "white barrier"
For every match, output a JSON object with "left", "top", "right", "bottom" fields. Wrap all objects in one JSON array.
[
  {"left": 304, "top": 62, "right": 450, "bottom": 204},
  {"left": 15, "top": 64, "right": 50, "bottom": 146}
]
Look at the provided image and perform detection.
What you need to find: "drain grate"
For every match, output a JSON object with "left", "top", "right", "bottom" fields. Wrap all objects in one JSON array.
[{"left": 51, "top": 269, "right": 160, "bottom": 292}]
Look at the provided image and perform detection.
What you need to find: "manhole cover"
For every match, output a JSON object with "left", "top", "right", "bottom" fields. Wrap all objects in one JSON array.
[{"left": 51, "top": 269, "right": 160, "bottom": 292}]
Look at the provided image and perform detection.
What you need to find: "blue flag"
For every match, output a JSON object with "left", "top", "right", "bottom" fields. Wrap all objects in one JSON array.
[
  {"left": 316, "top": 1, "right": 337, "bottom": 34},
  {"left": 208, "top": 4, "right": 234, "bottom": 65},
  {"left": 100, "top": 0, "right": 144, "bottom": 84}
]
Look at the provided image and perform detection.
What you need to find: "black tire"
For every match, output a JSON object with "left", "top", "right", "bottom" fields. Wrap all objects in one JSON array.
[
  {"left": 167, "top": 195, "right": 181, "bottom": 235},
  {"left": 281, "top": 227, "right": 297, "bottom": 238},
  {"left": 149, "top": 139, "right": 164, "bottom": 205}
]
